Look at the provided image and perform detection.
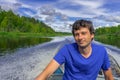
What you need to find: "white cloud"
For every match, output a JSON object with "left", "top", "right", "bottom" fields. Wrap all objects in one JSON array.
[
  {"left": 93, "top": 14, "right": 120, "bottom": 23},
  {"left": 36, "top": 5, "right": 69, "bottom": 23},
  {"left": 71, "top": 0, "right": 103, "bottom": 8},
  {"left": 0, "top": 0, "right": 17, "bottom": 3},
  {"left": 0, "top": 0, "right": 20, "bottom": 10},
  {"left": 39, "top": 5, "right": 55, "bottom": 16},
  {"left": 54, "top": 0, "right": 107, "bottom": 18},
  {"left": 0, "top": 0, "right": 31, "bottom": 14}
]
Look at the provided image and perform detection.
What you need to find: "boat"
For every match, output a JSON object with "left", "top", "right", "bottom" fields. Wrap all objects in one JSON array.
[{"left": 48, "top": 66, "right": 119, "bottom": 80}]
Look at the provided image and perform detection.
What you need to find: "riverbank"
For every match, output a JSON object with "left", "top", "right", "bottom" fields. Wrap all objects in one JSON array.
[
  {"left": 0, "top": 32, "right": 72, "bottom": 38},
  {"left": 0, "top": 32, "right": 71, "bottom": 56},
  {"left": 95, "top": 35, "right": 120, "bottom": 48}
]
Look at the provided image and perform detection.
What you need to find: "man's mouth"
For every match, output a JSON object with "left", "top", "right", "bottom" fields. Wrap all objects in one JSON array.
[{"left": 78, "top": 42, "right": 84, "bottom": 44}]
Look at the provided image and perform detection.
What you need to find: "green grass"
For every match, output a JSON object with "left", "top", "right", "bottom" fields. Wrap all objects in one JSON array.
[{"left": 0, "top": 32, "right": 72, "bottom": 38}]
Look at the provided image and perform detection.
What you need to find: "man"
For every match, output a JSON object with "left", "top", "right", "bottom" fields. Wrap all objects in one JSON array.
[{"left": 35, "top": 19, "right": 114, "bottom": 80}]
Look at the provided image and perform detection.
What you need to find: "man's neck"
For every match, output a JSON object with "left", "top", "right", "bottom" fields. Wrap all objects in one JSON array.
[{"left": 79, "top": 45, "right": 92, "bottom": 58}]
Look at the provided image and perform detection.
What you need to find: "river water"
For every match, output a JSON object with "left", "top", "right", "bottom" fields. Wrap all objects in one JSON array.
[
  {"left": 0, "top": 36, "right": 120, "bottom": 80},
  {"left": 0, "top": 36, "right": 70, "bottom": 80}
]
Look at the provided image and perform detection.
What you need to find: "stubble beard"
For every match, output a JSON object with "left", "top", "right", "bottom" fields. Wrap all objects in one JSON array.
[{"left": 78, "top": 41, "right": 91, "bottom": 49}]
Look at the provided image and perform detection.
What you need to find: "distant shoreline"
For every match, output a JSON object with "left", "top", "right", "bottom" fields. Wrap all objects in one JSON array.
[{"left": 0, "top": 31, "right": 72, "bottom": 38}]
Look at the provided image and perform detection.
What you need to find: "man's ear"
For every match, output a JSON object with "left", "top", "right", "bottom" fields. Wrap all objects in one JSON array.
[
  {"left": 92, "top": 34, "right": 94, "bottom": 38},
  {"left": 91, "top": 34, "right": 94, "bottom": 40}
]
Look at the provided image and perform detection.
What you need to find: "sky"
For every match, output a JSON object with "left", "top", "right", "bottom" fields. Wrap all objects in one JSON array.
[{"left": 0, "top": 0, "right": 120, "bottom": 32}]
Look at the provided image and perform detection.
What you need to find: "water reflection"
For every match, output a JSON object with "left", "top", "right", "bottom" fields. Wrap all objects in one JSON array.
[{"left": 0, "top": 37, "right": 52, "bottom": 55}]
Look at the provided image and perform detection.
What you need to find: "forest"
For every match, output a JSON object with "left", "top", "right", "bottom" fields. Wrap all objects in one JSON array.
[
  {"left": 0, "top": 7, "right": 55, "bottom": 34},
  {"left": 95, "top": 25, "right": 120, "bottom": 48},
  {"left": 95, "top": 25, "right": 120, "bottom": 36}
]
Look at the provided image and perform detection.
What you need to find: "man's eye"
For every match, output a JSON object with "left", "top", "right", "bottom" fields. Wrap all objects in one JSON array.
[
  {"left": 75, "top": 33, "right": 79, "bottom": 36},
  {"left": 81, "top": 32, "right": 86, "bottom": 35}
]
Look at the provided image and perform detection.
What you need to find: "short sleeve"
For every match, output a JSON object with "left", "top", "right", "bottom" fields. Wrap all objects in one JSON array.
[
  {"left": 53, "top": 45, "right": 67, "bottom": 65},
  {"left": 102, "top": 48, "right": 111, "bottom": 71}
]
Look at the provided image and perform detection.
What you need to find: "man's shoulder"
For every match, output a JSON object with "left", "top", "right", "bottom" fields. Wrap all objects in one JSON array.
[
  {"left": 64, "top": 43, "right": 78, "bottom": 50},
  {"left": 65, "top": 42, "right": 77, "bottom": 47},
  {"left": 92, "top": 42, "right": 105, "bottom": 50}
]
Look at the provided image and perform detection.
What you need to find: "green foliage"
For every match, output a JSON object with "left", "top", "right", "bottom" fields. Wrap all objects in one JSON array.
[
  {"left": 95, "top": 26, "right": 120, "bottom": 36},
  {"left": 0, "top": 8, "right": 55, "bottom": 33},
  {"left": 95, "top": 26, "right": 120, "bottom": 48}
]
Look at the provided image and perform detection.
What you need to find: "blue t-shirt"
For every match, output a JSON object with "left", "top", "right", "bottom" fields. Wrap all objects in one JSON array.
[{"left": 54, "top": 43, "right": 110, "bottom": 80}]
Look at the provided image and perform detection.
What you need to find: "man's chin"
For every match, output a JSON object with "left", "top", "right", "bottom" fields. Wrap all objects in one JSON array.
[
  {"left": 79, "top": 46, "right": 86, "bottom": 48},
  {"left": 78, "top": 43, "right": 90, "bottom": 48},
  {"left": 78, "top": 44, "right": 86, "bottom": 48}
]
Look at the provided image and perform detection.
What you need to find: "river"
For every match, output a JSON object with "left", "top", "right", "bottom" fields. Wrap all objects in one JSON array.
[{"left": 0, "top": 36, "right": 120, "bottom": 80}]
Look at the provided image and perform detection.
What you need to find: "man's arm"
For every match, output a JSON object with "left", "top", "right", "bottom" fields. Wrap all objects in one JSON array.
[
  {"left": 35, "top": 59, "right": 60, "bottom": 80},
  {"left": 103, "top": 68, "right": 114, "bottom": 80}
]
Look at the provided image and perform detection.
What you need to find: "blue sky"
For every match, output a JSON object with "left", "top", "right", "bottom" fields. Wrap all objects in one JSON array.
[{"left": 0, "top": 0, "right": 120, "bottom": 32}]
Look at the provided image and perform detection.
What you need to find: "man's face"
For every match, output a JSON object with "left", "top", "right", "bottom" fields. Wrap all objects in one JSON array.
[{"left": 74, "top": 27, "right": 94, "bottom": 48}]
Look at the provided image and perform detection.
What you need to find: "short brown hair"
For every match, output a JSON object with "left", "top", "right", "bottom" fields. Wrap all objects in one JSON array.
[{"left": 72, "top": 19, "right": 95, "bottom": 35}]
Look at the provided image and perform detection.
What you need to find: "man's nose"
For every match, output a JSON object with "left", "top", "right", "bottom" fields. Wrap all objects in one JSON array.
[{"left": 78, "top": 34, "right": 83, "bottom": 40}]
